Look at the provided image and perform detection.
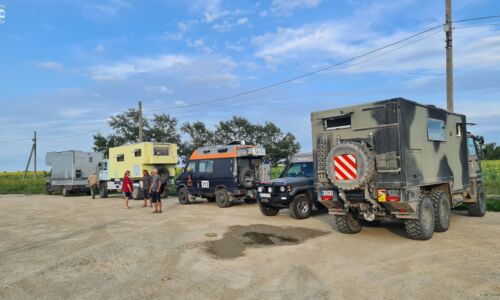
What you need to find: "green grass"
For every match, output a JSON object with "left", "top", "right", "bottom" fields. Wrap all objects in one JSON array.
[
  {"left": 0, "top": 176, "right": 46, "bottom": 194},
  {"left": 483, "top": 160, "right": 500, "bottom": 195}
]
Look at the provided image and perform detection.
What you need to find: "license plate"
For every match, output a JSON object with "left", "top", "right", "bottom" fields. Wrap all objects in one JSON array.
[{"left": 260, "top": 193, "right": 271, "bottom": 198}]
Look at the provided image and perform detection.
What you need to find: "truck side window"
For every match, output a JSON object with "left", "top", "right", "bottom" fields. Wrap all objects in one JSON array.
[
  {"left": 154, "top": 147, "right": 169, "bottom": 156},
  {"left": 427, "top": 118, "right": 445, "bottom": 142},
  {"left": 117, "top": 154, "right": 124, "bottom": 162},
  {"left": 467, "top": 138, "right": 477, "bottom": 156},
  {"left": 186, "top": 161, "right": 196, "bottom": 173},
  {"left": 324, "top": 115, "right": 351, "bottom": 130},
  {"left": 198, "top": 160, "right": 214, "bottom": 173}
]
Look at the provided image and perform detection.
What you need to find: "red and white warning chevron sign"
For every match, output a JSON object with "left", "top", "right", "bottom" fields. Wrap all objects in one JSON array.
[{"left": 334, "top": 154, "right": 358, "bottom": 180}]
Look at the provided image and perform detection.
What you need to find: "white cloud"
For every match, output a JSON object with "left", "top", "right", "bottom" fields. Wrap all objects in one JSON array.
[
  {"left": 95, "top": 44, "right": 105, "bottom": 53},
  {"left": 187, "top": 38, "right": 205, "bottom": 48},
  {"left": 259, "top": 10, "right": 268, "bottom": 17},
  {"left": 83, "top": 0, "right": 130, "bottom": 18},
  {"left": 145, "top": 85, "right": 174, "bottom": 94},
  {"left": 88, "top": 55, "right": 191, "bottom": 80},
  {"left": 252, "top": 21, "right": 500, "bottom": 75},
  {"left": 175, "top": 100, "right": 188, "bottom": 107},
  {"left": 237, "top": 17, "right": 248, "bottom": 25},
  {"left": 60, "top": 109, "right": 91, "bottom": 118},
  {"left": 225, "top": 41, "right": 245, "bottom": 52},
  {"left": 271, "top": 0, "right": 322, "bottom": 16},
  {"left": 35, "top": 61, "right": 64, "bottom": 71}
]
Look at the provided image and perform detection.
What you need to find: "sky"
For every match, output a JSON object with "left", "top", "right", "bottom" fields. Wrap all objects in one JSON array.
[{"left": 0, "top": 0, "right": 499, "bottom": 171}]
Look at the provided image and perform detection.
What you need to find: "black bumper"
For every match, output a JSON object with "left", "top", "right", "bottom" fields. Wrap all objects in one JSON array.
[{"left": 257, "top": 193, "right": 290, "bottom": 208}]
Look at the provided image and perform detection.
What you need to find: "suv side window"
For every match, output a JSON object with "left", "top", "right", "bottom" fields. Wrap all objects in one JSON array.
[
  {"left": 186, "top": 161, "right": 196, "bottom": 173},
  {"left": 198, "top": 160, "right": 214, "bottom": 173}
]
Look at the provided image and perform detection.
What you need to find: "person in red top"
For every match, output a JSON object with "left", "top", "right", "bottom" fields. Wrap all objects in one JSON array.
[{"left": 122, "top": 170, "right": 133, "bottom": 209}]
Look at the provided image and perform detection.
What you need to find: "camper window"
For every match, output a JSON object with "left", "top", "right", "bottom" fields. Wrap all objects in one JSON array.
[
  {"left": 324, "top": 115, "right": 351, "bottom": 130},
  {"left": 427, "top": 118, "right": 445, "bottom": 142},
  {"left": 154, "top": 147, "right": 169, "bottom": 156},
  {"left": 117, "top": 154, "right": 124, "bottom": 162},
  {"left": 198, "top": 160, "right": 214, "bottom": 173},
  {"left": 134, "top": 149, "right": 142, "bottom": 157},
  {"left": 89, "top": 157, "right": 93, "bottom": 163}
]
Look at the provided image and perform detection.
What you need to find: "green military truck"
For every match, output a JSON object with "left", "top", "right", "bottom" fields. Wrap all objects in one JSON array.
[{"left": 312, "top": 98, "right": 485, "bottom": 240}]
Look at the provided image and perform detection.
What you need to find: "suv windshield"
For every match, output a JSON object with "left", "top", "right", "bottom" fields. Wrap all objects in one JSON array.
[{"left": 282, "top": 162, "right": 313, "bottom": 178}]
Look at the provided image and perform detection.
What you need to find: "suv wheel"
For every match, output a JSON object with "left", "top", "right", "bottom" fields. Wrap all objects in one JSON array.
[
  {"left": 259, "top": 203, "right": 279, "bottom": 216},
  {"left": 405, "top": 195, "right": 435, "bottom": 240},
  {"left": 178, "top": 187, "right": 190, "bottom": 205},
  {"left": 334, "top": 211, "right": 362, "bottom": 234},
  {"left": 215, "top": 189, "right": 231, "bottom": 208},
  {"left": 430, "top": 191, "right": 451, "bottom": 232},
  {"left": 467, "top": 184, "right": 486, "bottom": 217},
  {"left": 290, "top": 194, "right": 312, "bottom": 219}
]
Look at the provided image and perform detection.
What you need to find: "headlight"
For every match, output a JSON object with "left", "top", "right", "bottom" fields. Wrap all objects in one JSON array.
[
  {"left": 257, "top": 186, "right": 263, "bottom": 193},
  {"left": 267, "top": 187, "right": 273, "bottom": 193},
  {"left": 279, "top": 186, "right": 286, "bottom": 192}
]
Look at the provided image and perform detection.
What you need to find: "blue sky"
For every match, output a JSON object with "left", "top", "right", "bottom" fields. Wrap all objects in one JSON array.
[{"left": 0, "top": 0, "right": 499, "bottom": 171}]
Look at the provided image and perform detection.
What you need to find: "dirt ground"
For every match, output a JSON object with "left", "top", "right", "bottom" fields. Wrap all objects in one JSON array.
[{"left": 0, "top": 194, "right": 499, "bottom": 300}]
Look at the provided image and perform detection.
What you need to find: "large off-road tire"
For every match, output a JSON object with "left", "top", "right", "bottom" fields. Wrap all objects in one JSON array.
[
  {"left": 405, "top": 195, "right": 435, "bottom": 240},
  {"left": 178, "top": 187, "right": 190, "bottom": 205},
  {"left": 326, "top": 142, "right": 375, "bottom": 190},
  {"left": 215, "top": 189, "right": 231, "bottom": 208},
  {"left": 259, "top": 203, "right": 279, "bottom": 216},
  {"left": 467, "top": 184, "right": 486, "bottom": 217},
  {"left": 290, "top": 194, "right": 312, "bottom": 219},
  {"left": 132, "top": 188, "right": 142, "bottom": 200},
  {"left": 430, "top": 191, "right": 451, "bottom": 232},
  {"left": 99, "top": 184, "right": 108, "bottom": 198},
  {"left": 62, "top": 188, "right": 69, "bottom": 197},
  {"left": 334, "top": 211, "right": 362, "bottom": 234},
  {"left": 239, "top": 167, "right": 255, "bottom": 189}
]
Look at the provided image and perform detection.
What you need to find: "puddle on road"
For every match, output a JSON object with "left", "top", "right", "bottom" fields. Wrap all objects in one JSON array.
[{"left": 205, "top": 224, "right": 328, "bottom": 259}]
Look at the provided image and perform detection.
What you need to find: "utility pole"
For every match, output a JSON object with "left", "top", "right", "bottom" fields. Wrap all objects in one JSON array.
[
  {"left": 445, "top": 0, "right": 454, "bottom": 112},
  {"left": 138, "top": 100, "right": 144, "bottom": 143},
  {"left": 23, "top": 131, "right": 37, "bottom": 179}
]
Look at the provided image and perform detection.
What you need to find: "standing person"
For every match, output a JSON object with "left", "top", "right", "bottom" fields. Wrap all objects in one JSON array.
[
  {"left": 149, "top": 169, "right": 162, "bottom": 213},
  {"left": 142, "top": 170, "right": 152, "bottom": 208},
  {"left": 122, "top": 170, "right": 133, "bottom": 209},
  {"left": 87, "top": 172, "right": 98, "bottom": 199}
]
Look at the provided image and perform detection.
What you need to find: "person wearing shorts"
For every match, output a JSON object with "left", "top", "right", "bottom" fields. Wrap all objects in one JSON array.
[
  {"left": 142, "top": 170, "right": 152, "bottom": 208},
  {"left": 150, "top": 169, "right": 162, "bottom": 213},
  {"left": 122, "top": 170, "right": 133, "bottom": 209}
]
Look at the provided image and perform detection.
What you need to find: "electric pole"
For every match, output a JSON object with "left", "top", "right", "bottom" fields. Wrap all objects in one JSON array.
[
  {"left": 138, "top": 100, "right": 144, "bottom": 143},
  {"left": 445, "top": 0, "right": 454, "bottom": 112},
  {"left": 23, "top": 131, "right": 37, "bottom": 179}
]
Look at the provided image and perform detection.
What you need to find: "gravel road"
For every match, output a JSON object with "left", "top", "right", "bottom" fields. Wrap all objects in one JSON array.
[{"left": 0, "top": 194, "right": 499, "bottom": 299}]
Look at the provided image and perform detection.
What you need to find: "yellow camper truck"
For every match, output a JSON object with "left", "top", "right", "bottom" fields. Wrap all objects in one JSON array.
[{"left": 98, "top": 142, "right": 178, "bottom": 199}]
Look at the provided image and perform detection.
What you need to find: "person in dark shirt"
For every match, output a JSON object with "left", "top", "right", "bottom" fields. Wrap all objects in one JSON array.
[
  {"left": 122, "top": 170, "right": 133, "bottom": 209},
  {"left": 150, "top": 169, "right": 162, "bottom": 213},
  {"left": 142, "top": 170, "right": 152, "bottom": 208}
]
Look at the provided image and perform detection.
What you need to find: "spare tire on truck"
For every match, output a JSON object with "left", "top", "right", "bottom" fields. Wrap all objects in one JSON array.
[
  {"left": 239, "top": 167, "right": 255, "bottom": 189},
  {"left": 326, "top": 141, "right": 375, "bottom": 190}
]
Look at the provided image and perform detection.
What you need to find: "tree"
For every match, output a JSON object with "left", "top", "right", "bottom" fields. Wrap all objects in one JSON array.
[
  {"left": 483, "top": 143, "right": 500, "bottom": 160},
  {"left": 93, "top": 108, "right": 180, "bottom": 157},
  {"left": 180, "top": 121, "right": 215, "bottom": 158}
]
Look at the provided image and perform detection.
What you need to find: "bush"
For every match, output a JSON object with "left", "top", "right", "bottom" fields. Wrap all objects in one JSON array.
[{"left": 0, "top": 176, "right": 46, "bottom": 194}]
